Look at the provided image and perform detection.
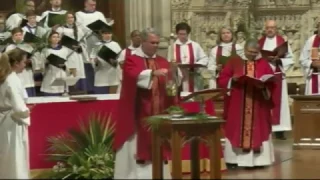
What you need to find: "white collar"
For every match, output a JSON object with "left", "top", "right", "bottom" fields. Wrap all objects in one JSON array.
[
  {"left": 219, "top": 42, "right": 233, "bottom": 47},
  {"left": 52, "top": 7, "right": 61, "bottom": 12},
  {"left": 175, "top": 39, "right": 192, "bottom": 45},
  {"left": 128, "top": 44, "right": 141, "bottom": 50},
  {"left": 134, "top": 48, "right": 156, "bottom": 58}
]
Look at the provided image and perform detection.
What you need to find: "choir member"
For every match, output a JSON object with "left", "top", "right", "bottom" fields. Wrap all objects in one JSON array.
[
  {"left": 5, "top": 0, "right": 41, "bottom": 31},
  {"left": 41, "top": 0, "right": 67, "bottom": 29},
  {"left": 76, "top": 0, "right": 109, "bottom": 93},
  {"left": 114, "top": 27, "right": 182, "bottom": 179},
  {"left": 300, "top": 22, "right": 320, "bottom": 95},
  {"left": 217, "top": 39, "right": 276, "bottom": 168},
  {"left": 4, "top": 28, "right": 37, "bottom": 97},
  {"left": 0, "top": 49, "right": 31, "bottom": 179},
  {"left": 208, "top": 26, "right": 244, "bottom": 88},
  {"left": 40, "top": 31, "right": 76, "bottom": 96},
  {"left": 22, "top": 11, "right": 47, "bottom": 38},
  {"left": 259, "top": 20, "right": 293, "bottom": 140},
  {"left": 56, "top": 12, "right": 89, "bottom": 92},
  {"left": 167, "top": 22, "right": 208, "bottom": 92},
  {"left": 90, "top": 27, "right": 121, "bottom": 94},
  {"left": 116, "top": 30, "right": 141, "bottom": 93}
]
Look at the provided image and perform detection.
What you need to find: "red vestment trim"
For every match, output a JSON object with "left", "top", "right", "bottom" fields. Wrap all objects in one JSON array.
[
  {"left": 312, "top": 35, "right": 320, "bottom": 94},
  {"left": 125, "top": 48, "right": 132, "bottom": 58},
  {"left": 258, "top": 35, "right": 284, "bottom": 125},
  {"left": 175, "top": 43, "right": 195, "bottom": 92}
]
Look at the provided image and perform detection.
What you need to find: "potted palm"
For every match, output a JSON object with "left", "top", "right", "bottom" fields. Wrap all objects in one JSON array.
[{"left": 45, "top": 113, "right": 115, "bottom": 179}]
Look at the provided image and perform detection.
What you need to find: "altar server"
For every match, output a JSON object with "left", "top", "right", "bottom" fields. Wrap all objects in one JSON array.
[
  {"left": 116, "top": 30, "right": 141, "bottom": 93},
  {"left": 208, "top": 26, "right": 244, "bottom": 88},
  {"left": 56, "top": 12, "right": 89, "bottom": 92},
  {"left": 40, "top": 31, "right": 76, "bottom": 96},
  {"left": 300, "top": 22, "right": 320, "bottom": 95},
  {"left": 259, "top": 20, "right": 293, "bottom": 140},
  {"left": 76, "top": 0, "right": 109, "bottom": 93},
  {"left": 218, "top": 39, "right": 276, "bottom": 168},
  {"left": 90, "top": 27, "right": 121, "bottom": 94},
  {"left": 167, "top": 22, "right": 208, "bottom": 92},
  {"left": 0, "top": 49, "right": 31, "bottom": 179},
  {"left": 41, "top": 0, "right": 67, "bottom": 29},
  {"left": 5, "top": 0, "right": 41, "bottom": 31}
]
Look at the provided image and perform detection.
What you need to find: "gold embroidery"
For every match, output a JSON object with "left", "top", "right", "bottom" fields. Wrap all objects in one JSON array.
[{"left": 147, "top": 59, "right": 160, "bottom": 114}]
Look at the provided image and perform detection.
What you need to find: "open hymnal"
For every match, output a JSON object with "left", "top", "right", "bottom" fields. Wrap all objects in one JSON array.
[
  {"left": 260, "top": 41, "right": 288, "bottom": 59},
  {"left": 237, "top": 74, "right": 275, "bottom": 87}
]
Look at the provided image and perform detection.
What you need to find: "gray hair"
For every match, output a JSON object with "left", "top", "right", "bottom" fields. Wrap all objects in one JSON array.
[
  {"left": 140, "top": 27, "right": 160, "bottom": 41},
  {"left": 216, "top": 26, "right": 235, "bottom": 45},
  {"left": 244, "top": 38, "right": 260, "bottom": 50}
]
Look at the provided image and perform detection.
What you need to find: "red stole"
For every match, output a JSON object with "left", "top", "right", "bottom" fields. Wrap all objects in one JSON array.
[
  {"left": 175, "top": 43, "right": 195, "bottom": 92},
  {"left": 216, "top": 43, "right": 236, "bottom": 65},
  {"left": 311, "top": 35, "right": 320, "bottom": 94},
  {"left": 258, "top": 35, "right": 284, "bottom": 125},
  {"left": 125, "top": 48, "right": 132, "bottom": 58}
]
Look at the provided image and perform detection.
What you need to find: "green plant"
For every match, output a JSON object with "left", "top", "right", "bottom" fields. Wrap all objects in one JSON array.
[{"left": 45, "top": 113, "right": 115, "bottom": 179}]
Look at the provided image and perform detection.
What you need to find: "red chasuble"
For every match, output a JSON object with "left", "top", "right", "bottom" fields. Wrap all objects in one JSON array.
[
  {"left": 258, "top": 35, "right": 284, "bottom": 125},
  {"left": 175, "top": 43, "right": 195, "bottom": 92},
  {"left": 113, "top": 54, "right": 176, "bottom": 161},
  {"left": 217, "top": 56, "right": 275, "bottom": 151},
  {"left": 311, "top": 35, "right": 320, "bottom": 94}
]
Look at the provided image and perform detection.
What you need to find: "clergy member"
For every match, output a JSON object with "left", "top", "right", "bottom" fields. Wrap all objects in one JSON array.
[
  {"left": 259, "top": 20, "right": 293, "bottom": 140},
  {"left": 0, "top": 49, "right": 31, "bottom": 179},
  {"left": 116, "top": 30, "right": 141, "bottom": 93},
  {"left": 300, "top": 22, "right": 320, "bottom": 95},
  {"left": 40, "top": 0, "right": 67, "bottom": 29},
  {"left": 113, "top": 27, "right": 182, "bottom": 179},
  {"left": 75, "top": 0, "right": 109, "bottom": 94},
  {"left": 218, "top": 39, "right": 276, "bottom": 169},
  {"left": 167, "top": 22, "right": 208, "bottom": 92}
]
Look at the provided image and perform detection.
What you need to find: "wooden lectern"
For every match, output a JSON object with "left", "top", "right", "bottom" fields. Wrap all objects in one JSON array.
[
  {"left": 291, "top": 95, "right": 320, "bottom": 149},
  {"left": 151, "top": 116, "right": 224, "bottom": 179}
]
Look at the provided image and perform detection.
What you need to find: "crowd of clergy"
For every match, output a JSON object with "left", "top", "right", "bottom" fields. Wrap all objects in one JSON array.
[{"left": 1, "top": 0, "right": 320, "bottom": 179}]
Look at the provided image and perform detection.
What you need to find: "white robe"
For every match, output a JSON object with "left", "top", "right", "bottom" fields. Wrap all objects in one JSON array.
[
  {"left": 0, "top": 72, "right": 30, "bottom": 179},
  {"left": 56, "top": 25, "right": 89, "bottom": 79},
  {"left": 40, "top": 9, "right": 67, "bottom": 30},
  {"left": 116, "top": 45, "right": 140, "bottom": 93},
  {"left": 300, "top": 35, "right": 320, "bottom": 94},
  {"left": 22, "top": 25, "right": 48, "bottom": 38},
  {"left": 208, "top": 42, "right": 244, "bottom": 88},
  {"left": 75, "top": 11, "right": 108, "bottom": 55},
  {"left": 40, "top": 47, "right": 75, "bottom": 93},
  {"left": 114, "top": 48, "right": 183, "bottom": 179},
  {"left": 167, "top": 39, "right": 208, "bottom": 92},
  {"left": 5, "top": 13, "right": 42, "bottom": 31},
  {"left": 261, "top": 37, "right": 293, "bottom": 132},
  {"left": 90, "top": 41, "right": 122, "bottom": 87}
]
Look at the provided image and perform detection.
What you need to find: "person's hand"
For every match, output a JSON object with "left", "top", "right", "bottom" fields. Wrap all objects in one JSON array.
[
  {"left": 27, "top": 105, "right": 35, "bottom": 111},
  {"left": 52, "top": 24, "right": 60, "bottom": 31},
  {"left": 217, "top": 64, "right": 223, "bottom": 71},
  {"left": 312, "top": 60, "right": 320, "bottom": 68},
  {"left": 153, "top": 68, "right": 168, "bottom": 77},
  {"left": 109, "top": 58, "right": 118, "bottom": 66},
  {"left": 232, "top": 76, "right": 239, "bottom": 82},
  {"left": 256, "top": 83, "right": 265, "bottom": 89},
  {"left": 267, "top": 56, "right": 280, "bottom": 62}
]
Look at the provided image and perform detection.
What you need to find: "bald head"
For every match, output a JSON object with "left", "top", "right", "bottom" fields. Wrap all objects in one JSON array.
[
  {"left": 264, "top": 20, "right": 277, "bottom": 38},
  {"left": 244, "top": 39, "right": 260, "bottom": 60}
]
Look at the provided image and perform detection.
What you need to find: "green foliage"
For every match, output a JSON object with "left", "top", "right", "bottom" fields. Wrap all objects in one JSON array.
[{"left": 45, "top": 113, "right": 115, "bottom": 179}]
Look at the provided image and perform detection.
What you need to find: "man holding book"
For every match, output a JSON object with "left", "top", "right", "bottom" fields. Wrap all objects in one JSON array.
[
  {"left": 218, "top": 39, "right": 276, "bottom": 168},
  {"left": 258, "top": 20, "right": 294, "bottom": 140}
]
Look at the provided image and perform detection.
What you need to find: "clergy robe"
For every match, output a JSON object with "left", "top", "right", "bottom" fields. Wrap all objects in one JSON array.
[
  {"left": 40, "top": 9, "right": 67, "bottom": 30},
  {"left": 56, "top": 25, "right": 89, "bottom": 92},
  {"left": 90, "top": 40, "right": 122, "bottom": 94},
  {"left": 167, "top": 39, "right": 208, "bottom": 92},
  {"left": 300, "top": 34, "right": 320, "bottom": 94},
  {"left": 113, "top": 48, "right": 181, "bottom": 179},
  {"left": 0, "top": 72, "right": 30, "bottom": 179},
  {"left": 217, "top": 55, "right": 276, "bottom": 167},
  {"left": 116, "top": 45, "right": 140, "bottom": 93},
  {"left": 259, "top": 35, "right": 293, "bottom": 132}
]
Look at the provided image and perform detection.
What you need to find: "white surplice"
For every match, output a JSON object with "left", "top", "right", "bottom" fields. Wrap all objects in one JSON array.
[
  {"left": 0, "top": 72, "right": 30, "bottom": 179},
  {"left": 22, "top": 25, "right": 48, "bottom": 38},
  {"left": 5, "top": 13, "right": 42, "bottom": 31},
  {"left": 90, "top": 41, "right": 122, "bottom": 87},
  {"left": 75, "top": 10, "right": 108, "bottom": 55},
  {"left": 208, "top": 42, "right": 244, "bottom": 88},
  {"left": 114, "top": 48, "right": 182, "bottom": 179},
  {"left": 116, "top": 44, "right": 140, "bottom": 93},
  {"left": 300, "top": 35, "right": 320, "bottom": 94},
  {"left": 261, "top": 36, "right": 293, "bottom": 132},
  {"left": 167, "top": 39, "right": 208, "bottom": 92}
]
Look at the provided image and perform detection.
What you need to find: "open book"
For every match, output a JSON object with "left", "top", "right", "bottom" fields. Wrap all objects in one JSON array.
[
  {"left": 237, "top": 74, "right": 275, "bottom": 87},
  {"left": 260, "top": 41, "right": 288, "bottom": 59}
]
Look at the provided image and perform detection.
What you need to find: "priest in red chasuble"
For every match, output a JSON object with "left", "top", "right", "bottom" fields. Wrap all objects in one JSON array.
[
  {"left": 259, "top": 20, "right": 293, "bottom": 140},
  {"left": 217, "top": 39, "right": 276, "bottom": 168},
  {"left": 300, "top": 22, "right": 320, "bottom": 95},
  {"left": 113, "top": 27, "right": 182, "bottom": 179}
]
